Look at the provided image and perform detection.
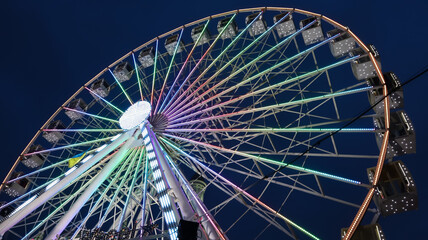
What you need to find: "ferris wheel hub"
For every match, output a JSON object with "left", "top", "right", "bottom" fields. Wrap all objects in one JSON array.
[{"left": 119, "top": 100, "right": 151, "bottom": 130}]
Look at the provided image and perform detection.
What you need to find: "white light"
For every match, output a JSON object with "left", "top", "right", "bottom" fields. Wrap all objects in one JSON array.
[
  {"left": 110, "top": 134, "right": 122, "bottom": 142},
  {"left": 95, "top": 144, "right": 108, "bottom": 152},
  {"left": 11, "top": 195, "right": 37, "bottom": 216},
  {"left": 46, "top": 178, "right": 60, "bottom": 191},
  {"left": 81, "top": 154, "right": 93, "bottom": 163},
  {"left": 142, "top": 128, "right": 148, "bottom": 136},
  {"left": 119, "top": 101, "right": 151, "bottom": 130},
  {"left": 65, "top": 166, "right": 77, "bottom": 176}
]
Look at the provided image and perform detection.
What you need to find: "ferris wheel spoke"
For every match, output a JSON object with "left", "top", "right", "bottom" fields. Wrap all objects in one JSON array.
[
  {"left": 158, "top": 20, "right": 211, "bottom": 113},
  {"left": 108, "top": 69, "right": 134, "bottom": 105},
  {"left": 150, "top": 39, "right": 159, "bottom": 107},
  {"left": 153, "top": 28, "right": 185, "bottom": 115},
  {"left": 235, "top": 151, "right": 378, "bottom": 160},
  {"left": 131, "top": 52, "right": 145, "bottom": 102},
  {"left": 168, "top": 27, "right": 340, "bottom": 120},
  {"left": 84, "top": 86, "right": 124, "bottom": 114},
  {"left": 42, "top": 128, "right": 123, "bottom": 133},
  {"left": 23, "top": 135, "right": 119, "bottom": 156},
  {"left": 165, "top": 127, "right": 376, "bottom": 133},
  {"left": 168, "top": 85, "right": 373, "bottom": 128},
  {"left": 163, "top": 14, "right": 238, "bottom": 114},
  {"left": 6, "top": 155, "right": 73, "bottom": 185},
  {"left": 62, "top": 107, "right": 119, "bottom": 124}
]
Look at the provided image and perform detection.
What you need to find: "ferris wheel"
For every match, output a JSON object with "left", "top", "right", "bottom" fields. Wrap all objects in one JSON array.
[{"left": 0, "top": 7, "right": 418, "bottom": 240}]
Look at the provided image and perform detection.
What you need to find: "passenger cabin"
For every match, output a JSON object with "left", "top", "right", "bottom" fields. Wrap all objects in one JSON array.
[
  {"left": 138, "top": 47, "right": 155, "bottom": 68},
  {"left": 21, "top": 144, "right": 46, "bottom": 168},
  {"left": 113, "top": 62, "right": 133, "bottom": 82},
  {"left": 300, "top": 17, "right": 324, "bottom": 45},
  {"left": 367, "top": 72, "right": 404, "bottom": 114},
  {"left": 191, "top": 25, "right": 211, "bottom": 46},
  {"left": 349, "top": 44, "right": 381, "bottom": 80},
  {"left": 65, "top": 98, "right": 87, "bottom": 121},
  {"left": 165, "top": 34, "right": 184, "bottom": 56},
  {"left": 327, "top": 28, "right": 356, "bottom": 58},
  {"left": 90, "top": 78, "right": 110, "bottom": 98},
  {"left": 245, "top": 13, "right": 267, "bottom": 37},
  {"left": 374, "top": 111, "right": 416, "bottom": 159},
  {"left": 217, "top": 16, "right": 238, "bottom": 40},
  {"left": 367, "top": 160, "right": 417, "bottom": 216},
  {"left": 5, "top": 172, "right": 30, "bottom": 197},
  {"left": 273, "top": 13, "right": 296, "bottom": 38},
  {"left": 43, "top": 120, "right": 65, "bottom": 143}
]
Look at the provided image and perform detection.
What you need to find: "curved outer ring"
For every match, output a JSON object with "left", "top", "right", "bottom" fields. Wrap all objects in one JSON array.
[{"left": 1, "top": 7, "right": 390, "bottom": 239}]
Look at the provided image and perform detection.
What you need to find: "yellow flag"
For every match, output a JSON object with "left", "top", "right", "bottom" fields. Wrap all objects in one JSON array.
[{"left": 68, "top": 152, "right": 87, "bottom": 168}]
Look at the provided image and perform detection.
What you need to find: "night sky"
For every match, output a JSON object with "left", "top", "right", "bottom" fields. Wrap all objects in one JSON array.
[{"left": 1, "top": 0, "right": 427, "bottom": 239}]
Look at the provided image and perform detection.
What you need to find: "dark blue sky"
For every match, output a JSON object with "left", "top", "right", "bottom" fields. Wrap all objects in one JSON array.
[{"left": 1, "top": 0, "right": 427, "bottom": 239}]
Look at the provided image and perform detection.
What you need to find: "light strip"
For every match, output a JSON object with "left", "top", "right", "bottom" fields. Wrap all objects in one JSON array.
[
  {"left": 165, "top": 128, "right": 376, "bottom": 133},
  {"left": 63, "top": 107, "right": 119, "bottom": 123},
  {"left": 132, "top": 52, "right": 145, "bottom": 101},
  {"left": 24, "top": 136, "right": 115, "bottom": 156},
  {"left": 42, "top": 128, "right": 123, "bottom": 132},
  {"left": 150, "top": 39, "right": 159, "bottom": 107},
  {"left": 84, "top": 86, "right": 124, "bottom": 114},
  {"left": 142, "top": 128, "right": 178, "bottom": 239}
]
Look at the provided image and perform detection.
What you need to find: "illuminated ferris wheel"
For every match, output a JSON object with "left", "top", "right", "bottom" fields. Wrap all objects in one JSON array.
[{"left": 0, "top": 7, "right": 418, "bottom": 240}]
